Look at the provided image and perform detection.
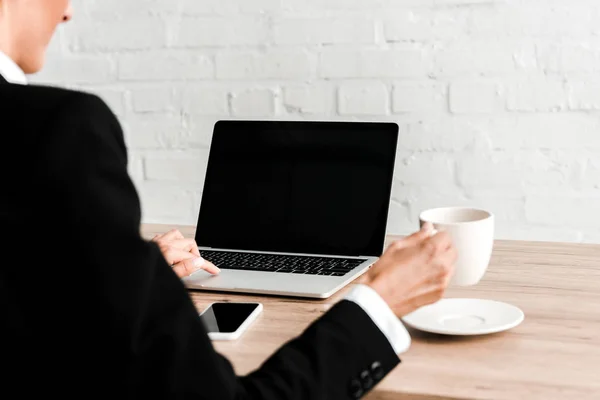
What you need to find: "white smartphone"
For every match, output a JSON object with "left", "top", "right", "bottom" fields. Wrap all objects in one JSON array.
[{"left": 199, "top": 302, "right": 263, "bottom": 341}]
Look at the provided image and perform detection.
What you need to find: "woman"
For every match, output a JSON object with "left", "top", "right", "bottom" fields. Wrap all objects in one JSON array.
[{"left": 0, "top": 1, "right": 456, "bottom": 399}]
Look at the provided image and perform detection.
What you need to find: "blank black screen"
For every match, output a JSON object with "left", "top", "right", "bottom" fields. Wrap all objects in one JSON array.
[
  {"left": 201, "top": 303, "right": 260, "bottom": 333},
  {"left": 195, "top": 121, "right": 398, "bottom": 257}
]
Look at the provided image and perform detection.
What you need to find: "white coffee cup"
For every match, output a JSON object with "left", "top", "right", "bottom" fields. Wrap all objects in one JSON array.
[{"left": 419, "top": 207, "right": 494, "bottom": 286}]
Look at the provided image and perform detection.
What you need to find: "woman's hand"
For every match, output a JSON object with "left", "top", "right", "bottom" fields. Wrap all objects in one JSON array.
[
  {"left": 152, "top": 229, "right": 220, "bottom": 278},
  {"left": 364, "top": 222, "right": 457, "bottom": 318}
]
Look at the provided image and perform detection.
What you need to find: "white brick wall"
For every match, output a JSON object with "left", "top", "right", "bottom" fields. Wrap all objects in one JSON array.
[{"left": 30, "top": 0, "right": 600, "bottom": 243}]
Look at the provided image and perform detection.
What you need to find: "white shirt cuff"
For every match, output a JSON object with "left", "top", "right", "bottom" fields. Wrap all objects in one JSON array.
[{"left": 344, "top": 283, "right": 411, "bottom": 354}]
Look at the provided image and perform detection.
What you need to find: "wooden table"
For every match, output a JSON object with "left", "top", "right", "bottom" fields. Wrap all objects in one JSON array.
[{"left": 143, "top": 224, "right": 600, "bottom": 400}]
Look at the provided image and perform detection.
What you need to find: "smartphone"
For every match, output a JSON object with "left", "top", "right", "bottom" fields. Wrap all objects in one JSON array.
[{"left": 199, "top": 302, "right": 263, "bottom": 341}]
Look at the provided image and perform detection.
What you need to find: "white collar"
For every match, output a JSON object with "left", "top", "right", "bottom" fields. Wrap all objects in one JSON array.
[{"left": 0, "top": 51, "right": 27, "bottom": 84}]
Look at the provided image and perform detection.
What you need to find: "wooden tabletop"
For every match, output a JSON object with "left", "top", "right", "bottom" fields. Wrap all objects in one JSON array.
[{"left": 143, "top": 224, "right": 600, "bottom": 400}]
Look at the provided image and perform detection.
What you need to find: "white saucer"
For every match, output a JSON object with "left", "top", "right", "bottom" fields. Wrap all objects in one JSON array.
[{"left": 401, "top": 298, "right": 524, "bottom": 336}]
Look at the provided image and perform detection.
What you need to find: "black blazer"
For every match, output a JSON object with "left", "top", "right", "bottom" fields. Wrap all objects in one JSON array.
[{"left": 0, "top": 75, "right": 400, "bottom": 399}]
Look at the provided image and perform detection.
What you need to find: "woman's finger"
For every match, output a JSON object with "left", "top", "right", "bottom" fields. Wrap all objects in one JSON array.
[
  {"left": 163, "top": 247, "right": 197, "bottom": 266},
  {"left": 201, "top": 260, "right": 220, "bottom": 274},
  {"left": 165, "top": 238, "right": 200, "bottom": 256},
  {"left": 159, "top": 229, "right": 185, "bottom": 242},
  {"left": 390, "top": 222, "right": 434, "bottom": 252},
  {"left": 172, "top": 257, "right": 220, "bottom": 278}
]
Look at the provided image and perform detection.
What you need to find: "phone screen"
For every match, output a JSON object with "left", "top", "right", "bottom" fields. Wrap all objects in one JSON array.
[{"left": 201, "top": 303, "right": 260, "bottom": 333}]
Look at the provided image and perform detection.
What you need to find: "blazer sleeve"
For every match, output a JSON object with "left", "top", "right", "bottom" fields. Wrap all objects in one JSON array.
[{"left": 47, "top": 92, "right": 400, "bottom": 400}]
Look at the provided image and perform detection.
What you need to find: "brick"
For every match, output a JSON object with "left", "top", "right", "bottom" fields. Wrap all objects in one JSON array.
[
  {"left": 434, "top": 41, "right": 528, "bottom": 77},
  {"left": 507, "top": 78, "right": 567, "bottom": 112},
  {"left": 68, "top": 18, "right": 167, "bottom": 52},
  {"left": 537, "top": 44, "right": 600, "bottom": 74},
  {"left": 132, "top": 87, "right": 175, "bottom": 113},
  {"left": 398, "top": 115, "right": 492, "bottom": 151},
  {"left": 33, "top": 55, "right": 115, "bottom": 84},
  {"left": 525, "top": 194, "right": 600, "bottom": 229},
  {"left": 434, "top": 0, "right": 500, "bottom": 4},
  {"left": 216, "top": 50, "right": 316, "bottom": 80},
  {"left": 384, "top": 10, "right": 433, "bottom": 42},
  {"left": 456, "top": 151, "right": 586, "bottom": 193},
  {"left": 581, "top": 157, "right": 600, "bottom": 190},
  {"left": 468, "top": 5, "right": 596, "bottom": 39},
  {"left": 457, "top": 115, "right": 600, "bottom": 151},
  {"left": 137, "top": 180, "right": 198, "bottom": 223},
  {"left": 273, "top": 18, "right": 376, "bottom": 45},
  {"left": 125, "top": 115, "right": 189, "bottom": 149},
  {"left": 181, "top": 0, "right": 282, "bottom": 14},
  {"left": 144, "top": 150, "right": 210, "bottom": 183},
  {"left": 230, "top": 89, "right": 275, "bottom": 116},
  {"left": 320, "top": 49, "right": 430, "bottom": 79},
  {"left": 393, "top": 152, "right": 456, "bottom": 189},
  {"left": 177, "top": 86, "right": 229, "bottom": 115},
  {"left": 338, "top": 82, "right": 389, "bottom": 116},
  {"left": 384, "top": 6, "right": 471, "bottom": 42},
  {"left": 458, "top": 152, "right": 507, "bottom": 190},
  {"left": 392, "top": 81, "right": 447, "bottom": 113},
  {"left": 283, "top": 83, "right": 335, "bottom": 115},
  {"left": 118, "top": 51, "right": 214, "bottom": 81},
  {"left": 286, "top": 0, "right": 390, "bottom": 9},
  {"left": 84, "top": 0, "right": 178, "bottom": 18},
  {"left": 511, "top": 114, "right": 600, "bottom": 150},
  {"left": 449, "top": 81, "right": 502, "bottom": 114},
  {"left": 173, "top": 17, "right": 269, "bottom": 47},
  {"left": 455, "top": 116, "right": 516, "bottom": 150},
  {"left": 568, "top": 81, "right": 600, "bottom": 110}
]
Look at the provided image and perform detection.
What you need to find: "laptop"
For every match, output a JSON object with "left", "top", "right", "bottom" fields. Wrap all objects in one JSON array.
[{"left": 182, "top": 120, "right": 399, "bottom": 298}]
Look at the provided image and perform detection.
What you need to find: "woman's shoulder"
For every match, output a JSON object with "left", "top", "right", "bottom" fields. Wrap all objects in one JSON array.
[{"left": 1, "top": 83, "right": 112, "bottom": 117}]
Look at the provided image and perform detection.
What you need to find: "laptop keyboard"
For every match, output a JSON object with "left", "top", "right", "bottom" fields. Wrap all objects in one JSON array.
[{"left": 199, "top": 250, "right": 367, "bottom": 277}]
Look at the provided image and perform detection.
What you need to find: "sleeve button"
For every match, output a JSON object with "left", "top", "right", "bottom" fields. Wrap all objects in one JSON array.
[
  {"left": 348, "top": 378, "right": 363, "bottom": 399},
  {"left": 360, "top": 370, "right": 374, "bottom": 390},
  {"left": 371, "top": 361, "right": 384, "bottom": 381}
]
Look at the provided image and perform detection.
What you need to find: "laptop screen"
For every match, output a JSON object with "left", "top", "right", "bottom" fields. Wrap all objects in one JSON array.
[{"left": 195, "top": 121, "right": 399, "bottom": 257}]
